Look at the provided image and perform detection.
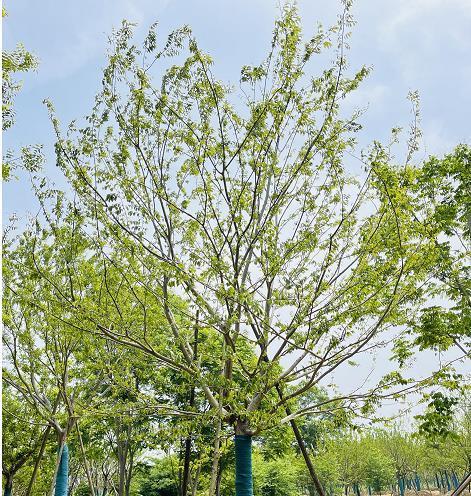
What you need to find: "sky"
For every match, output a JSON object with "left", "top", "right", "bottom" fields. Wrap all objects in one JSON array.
[
  {"left": 3, "top": 0, "right": 471, "bottom": 422},
  {"left": 4, "top": 0, "right": 471, "bottom": 218}
]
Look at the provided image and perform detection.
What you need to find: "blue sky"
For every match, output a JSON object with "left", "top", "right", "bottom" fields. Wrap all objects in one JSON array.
[
  {"left": 4, "top": 0, "right": 471, "bottom": 220},
  {"left": 3, "top": 0, "right": 470, "bottom": 420},
  {"left": 4, "top": 1, "right": 471, "bottom": 167}
]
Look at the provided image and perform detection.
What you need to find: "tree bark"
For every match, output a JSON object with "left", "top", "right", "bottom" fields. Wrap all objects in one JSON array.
[
  {"left": 25, "top": 425, "right": 53, "bottom": 495},
  {"left": 289, "top": 418, "right": 326, "bottom": 496},
  {"left": 215, "top": 463, "right": 222, "bottom": 496},
  {"left": 75, "top": 420, "right": 96, "bottom": 496},
  {"left": 3, "top": 474, "right": 13, "bottom": 496},
  {"left": 209, "top": 418, "right": 222, "bottom": 496},
  {"left": 190, "top": 463, "right": 201, "bottom": 496},
  {"left": 27, "top": 394, "right": 61, "bottom": 496},
  {"left": 181, "top": 437, "right": 192, "bottom": 496},
  {"left": 182, "top": 313, "right": 199, "bottom": 496},
  {"left": 125, "top": 450, "right": 134, "bottom": 496},
  {"left": 117, "top": 440, "right": 127, "bottom": 496}
]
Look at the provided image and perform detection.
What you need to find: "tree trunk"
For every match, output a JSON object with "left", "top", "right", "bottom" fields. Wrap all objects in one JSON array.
[
  {"left": 234, "top": 434, "right": 253, "bottom": 496},
  {"left": 444, "top": 471, "right": 451, "bottom": 492},
  {"left": 215, "top": 462, "right": 223, "bottom": 496},
  {"left": 452, "top": 472, "right": 460, "bottom": 490},
  {"left": 75, "top": 421, "right": 96, "bottom": 496},
  {"left": 275, "top": 384, "right": 326, "bottom": 496},
  {"left": 54, "top": 443, "right": 69, "bottom": 496},
  {"left": 209, "top": 418, "right": 222, "bottom": 496},
  {"left": 182, "top": 314, "right": 199, "bottom": 496},
  {"left": 398, "top": 478, "right": 404, "bottom": 496},
  {"left": 289, "top": 417, "right": 326, "bottom": 496},
  {"left": 26, "top": 424, "right": 52, "bottom": 496},
  {"left": 190, "top": 463, "right": 201, "bottom": 496},
  {"left": 415, "top": 474, "right": 421, "bottom": 492},
  {"left": 181, "top": 437, "right": 192, "bottom": 496},
  {"left": 118, "top": 446, "right": 127, "bottom": 496},
  {"left": 125, "top": 450, "right": 134, "bottom": 496},
  {"left": 3, "top": 474, "right": 13, "bottom": 496},
  {"left": 425, "top": 477, "right": 430, "bottom": 491}
]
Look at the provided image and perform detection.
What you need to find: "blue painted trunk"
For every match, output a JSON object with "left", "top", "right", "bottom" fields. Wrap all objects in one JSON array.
[
  {"left": 4, "top": 484, "right": 12, "bottom": 496},
  {"left": 451, "top": 472, "right": 459, "bottom": 489},
  {"left": 54, "top": 444, "right": 69, "bottom": 496},
  {"left": 444, "top": 471, "right": 451, "bottom": 492},
  {"left": 398, "top": 478, "right": 405, "bottom": 496},
  {"left": 235, "top": 435, "right": 253, "bottom": 496}
]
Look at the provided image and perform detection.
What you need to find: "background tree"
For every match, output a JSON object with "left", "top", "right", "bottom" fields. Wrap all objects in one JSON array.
[
  {"left": 2, "top": 383, "right": 46, "bottom": 496},
  {"left": 2, "top": 6, "right": 40, "bottom": 181},
  {"left": 1, "top": 7, "right": 37, "bottom": 132},
  {"left": 2, "top": 197, "right": 101, "bottom": 496},
  {"left": 413, "top": 145, "right": 470, "bottom": 354}
]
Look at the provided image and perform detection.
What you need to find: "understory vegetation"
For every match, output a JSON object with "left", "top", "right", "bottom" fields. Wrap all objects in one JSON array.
[{"left": 3, "top": 384, "right": 470, "bottom": 496}]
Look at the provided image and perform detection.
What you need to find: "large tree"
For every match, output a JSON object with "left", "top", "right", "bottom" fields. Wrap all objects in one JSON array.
[{"left": 10, "top": 3, "right": 466, "bottom": 496}]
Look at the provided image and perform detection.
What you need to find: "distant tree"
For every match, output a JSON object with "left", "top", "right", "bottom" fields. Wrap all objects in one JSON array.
[
  {"left": 137, "top": 457, "right": 180, "bottom": 496},
  {"left": 252, "top": 451, "right": 300, "bottom": 496},
  {"left": 413, "top": 145, "right": 470, "bottom": 353},
  {"left": 2, "top": 6, "right": 40, "bottom": 180},
  {"left": 1, "top": 7, "right": 38, "bottom": 131},
  {"left": 361, "top": 435, "right": 395, "bottom": 494}
]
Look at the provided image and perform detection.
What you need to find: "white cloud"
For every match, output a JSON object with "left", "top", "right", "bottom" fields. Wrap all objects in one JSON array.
[
  {"left": 343, "top": 82, "right": 390, "bottom": 112},
  {"left": 379, "top": 0, "right": 471, "bottom": 40},
  {"left": 370, "top": 0, "right": 471, "bottom": 86}
]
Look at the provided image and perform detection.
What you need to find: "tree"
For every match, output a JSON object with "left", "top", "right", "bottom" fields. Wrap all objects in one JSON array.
[
  {"left": 361, "top": 434, "right": 396, "bottom": 495},
  {"left": 2, "top": 6, "right": 40, "bottom": 181},
  {"left": 252, "top": 451, "right": 300, "bottom": 496},
  {"left": 420, "top": 394, "right": 471, "bottom": 484},
  {"left": 2, "top": 197, "right": 100, "bottom": 496},
  {"left": 80, "top": 344, "right": 163, "bottom": 496},
  {"left": 413, "top": 145, "right": 470, "bottom": 353},
  {"left": 2, "top": 383, "right": 46, "bottom": 496},
  {"left": 43, "top": 4, "right": 466, "bottom": 495},
  {"left": 1, "top": 7, "right": 38, "bottom": 131},
  {"left": 388, "top": 144, "right": 471, "bottom": 447},
  {"left": 137, "top": 457, "right": 180, "bottom": 496}
]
